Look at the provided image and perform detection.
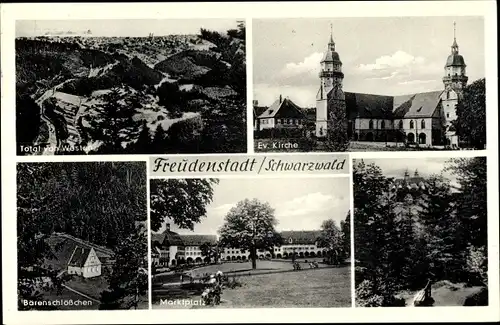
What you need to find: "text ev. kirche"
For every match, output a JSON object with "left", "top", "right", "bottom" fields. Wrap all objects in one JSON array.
[{"left": 152, "top": 157, "right": 346, "bottom": 174}]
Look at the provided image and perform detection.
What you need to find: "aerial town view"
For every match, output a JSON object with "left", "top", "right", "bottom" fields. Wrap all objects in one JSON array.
[
  {"left": 16, "top": 19, "right": 246, "bottom": 155},
  {"left": 17, "top": 162, "right": 148, "bottom": 310},
  {"left": 253, "top": 17, "right": 485, "bottom": 152},
  {"left": 149, "top": 178, "right": 351, "bottom": 308}
]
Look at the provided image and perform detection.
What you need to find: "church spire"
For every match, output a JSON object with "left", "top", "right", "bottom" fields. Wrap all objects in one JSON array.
[
  {"left": 328, "top": 23, "right": 335, "bottom": 50},
  {"left": 451, "top": 21, "right": 459, "bottom": 53}
]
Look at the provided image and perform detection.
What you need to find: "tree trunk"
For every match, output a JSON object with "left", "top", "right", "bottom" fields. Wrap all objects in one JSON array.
[{"left": 251, "top": 246, "right": 257, "bottom": 269}]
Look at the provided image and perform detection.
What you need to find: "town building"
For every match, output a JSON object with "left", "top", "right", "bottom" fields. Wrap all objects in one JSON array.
[
  {"left": 44, "top": 233, "right": 114, "bottom": 278},
  {"left": 67, "top": 247, "right": 102, "bottom": 278},
  {"left": 154, "top": 225, "right": 333, "bottom": 265},
  {"left": 276, "top": 231, "right": 329, "bottom": 259},
  {"left": 181, "top": 234, "right": 217, "bottom": 264},
  {"left": 151, "top": 223, "right": 185, "bottom": 267},
  {"left": 256, "top": 23, "right": 468, "bottom": 147},
  {"left": 256, "top": 95, "right": 308, "bottom": 131}
]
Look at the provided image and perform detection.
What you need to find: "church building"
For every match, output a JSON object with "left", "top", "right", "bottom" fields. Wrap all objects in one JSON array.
[{"left": 316, "top": 23, "right": 468, "bottom": 147}]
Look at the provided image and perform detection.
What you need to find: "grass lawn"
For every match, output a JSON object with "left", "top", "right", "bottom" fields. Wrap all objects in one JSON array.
[
  {"left": 154, "top": 259, "right": 329, "bottom": 284},
  {"left": 153, "top": 264, "right": 351, "bottom": 308},
  {"left": 65, "top": 276, "right": 109, "bottom": 300}
]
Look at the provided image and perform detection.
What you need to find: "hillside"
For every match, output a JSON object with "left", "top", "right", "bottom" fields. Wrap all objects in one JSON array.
[{"left": 16, "top": 26, "right": 246, "bottom": 155}]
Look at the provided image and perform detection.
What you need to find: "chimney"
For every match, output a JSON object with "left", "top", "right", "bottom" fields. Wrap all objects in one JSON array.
[
  {"left": 279, "top": 94, "right": 282, "bottom": 103},
  {"left": 165, "top": 223, "right": 170, "bottom": 232}
]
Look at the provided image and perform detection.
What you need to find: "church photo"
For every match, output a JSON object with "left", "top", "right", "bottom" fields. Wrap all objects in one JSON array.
[{"left": 253, "top": 17, "right": 486, "bottom": 152}]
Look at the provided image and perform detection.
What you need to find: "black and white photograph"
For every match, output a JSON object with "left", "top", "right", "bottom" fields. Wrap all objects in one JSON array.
[
  {"left": 16, "top": 19, "right": 246, "bottom": 155},
  {"left": 353, "top": 157, "right": 488, "bottom": 307},
  {"left": 253, "top": 17, "right": 486, "bottom": 152},
  {"left": 17, "top": 161, "right": 148, "bottom": 310},
  {"left": 149, "top": 178, "right": 351, "bottom": 308}
]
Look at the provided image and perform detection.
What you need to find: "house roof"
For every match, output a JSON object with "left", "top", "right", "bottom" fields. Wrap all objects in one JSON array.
[
  {"left": 68, "top": 247, "right": 91, "bottom": 267},
  {"left": 393, "top": 91, "right": 442, "bottom": 118},
  {"left": 44, "top": 233, "right": 113, "bottom": 271},
  {"left": 253, "top": 106, "right": 267, "bottom": 119},
  {"left": 280, "top": 231, "right": 321, "bottom": 245},
  {"left": 152, "top": 230, "right": 184, "bottom": 246},
  {"left": 257, "top": 97, "right": 306, "bottom": 119},
  {"left": 180, "top": 234, "right": 217, "bottom": 246}
]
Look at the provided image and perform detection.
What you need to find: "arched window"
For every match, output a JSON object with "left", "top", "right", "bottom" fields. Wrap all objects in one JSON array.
[
  {"left": 381, "top": 120, "right": 386, "bottom": 129},
  {"left": 446, "top": 91, "right": 450, "bottom": 99},
  {"left": 369, "top": 120, "right": 374, "bottom": 129},
  {"left": 421, "top": 119, "right": 426, "bottom": 129},
  {"left": 410, "top": 120, "right": 414, "bottom": 129},
  {"left": 399, "top": 120, "right": 403, "bottom": 129}
]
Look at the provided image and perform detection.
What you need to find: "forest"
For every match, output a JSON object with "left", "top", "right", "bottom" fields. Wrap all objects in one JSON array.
[
  {"left": 17, "top": 162, "right": 148, "bottom": 310},
  {"left": 353, "top": 157, "right": 487, "bottom": 306}
]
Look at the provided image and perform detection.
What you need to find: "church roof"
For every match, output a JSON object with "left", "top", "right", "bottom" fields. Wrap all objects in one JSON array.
[
  {"left": 257, "top": 97, "right": 305, "bottom": 119},
  {"left": 321, "top": 50, "right": 341, "bottom": 63},
  {"left": 179, "top": 234, "right": 217, "bottom": 246},
  {"left": 344, "top": 92, "right": 393, "bottom": 119},
  {"left": 393, "top": 91, "right": 442, "bottom": 118},
  {"left": 445, "top": 53, "right": 466, "bottom": 67},
  {"left": 280, "top": 230, "right": 321, "bottom": 245}
]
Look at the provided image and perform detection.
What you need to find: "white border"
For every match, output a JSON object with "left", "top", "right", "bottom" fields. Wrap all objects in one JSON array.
[{"left": 1, "top": 1, "right": 499, "bottom": 324}]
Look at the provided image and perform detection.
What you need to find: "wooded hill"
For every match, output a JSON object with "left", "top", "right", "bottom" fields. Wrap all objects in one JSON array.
[
  {"left": 353, "top": 157, "right": 487, "bottom": 307},
  {"left": 16, "top": 24, "right": 246, "bottom": 155}
]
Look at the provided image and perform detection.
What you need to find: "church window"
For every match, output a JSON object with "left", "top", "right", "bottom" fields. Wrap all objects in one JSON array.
[
  {"left": 369, "top": 120, "right": 374, "bottom": 129},
  {"left": 381, "top": 121, "right": 386, "bottom": 129},
  {"left": 446, "top": 91, "right": 450, "bottom": 99},
  {"left": 446, "top": 113, "right": 450, "bottom": 118},
  {"left": 421, "top": 120, "right": 426, "bottom": 129},
  {"left": 410, "top": 120, "right": 414, "bottom": 129},
  {"left": 399, "top": 120, "right": 403, "bottom": 129}
]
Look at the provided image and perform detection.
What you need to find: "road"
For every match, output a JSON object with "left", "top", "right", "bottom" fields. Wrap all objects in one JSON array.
[{"left": 34, "top": 78, "right": 76, "bottom": 155}]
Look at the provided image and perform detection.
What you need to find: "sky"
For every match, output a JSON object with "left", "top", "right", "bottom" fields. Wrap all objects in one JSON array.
[
  {"left": 161, "top": 177, "right": 350, "bottom": 236},
  {"left": 16, "top": 19, "right": 241, "bottom": 37},
  {"left": 253, "top": 16, "right": 485, "bottom": 107},
  {"left": 354, "top": 158, "right": 459, "bottom": 187}
]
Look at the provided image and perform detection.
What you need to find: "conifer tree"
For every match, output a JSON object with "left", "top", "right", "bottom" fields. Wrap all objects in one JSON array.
[
  {"left": 87, "top": 88, "right": 141, "bottom": 154},
  {"left": 326, "top": 87, "right": 349, "bottom": 151},
  {"left": 99, "top": 228, "right": 148, "bottom": 310},
  {"left": 129, "top": 120, "right": 152, "bottom": 154}
]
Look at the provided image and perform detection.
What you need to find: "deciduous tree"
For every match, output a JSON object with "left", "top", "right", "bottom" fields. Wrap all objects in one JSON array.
[
  {"left": 218, "top": 199, "right": 281, "bottom": 269},
  {"left": 454, "top": 78, "right": 486, "bottom": 149},
  {"left": 149, "top": 179, "right": 219, "bottom": 232}
]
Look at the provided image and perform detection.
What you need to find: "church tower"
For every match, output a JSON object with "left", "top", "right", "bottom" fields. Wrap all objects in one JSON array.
[
  {"left": 316, "top": 25, "right": 344, "bottom": 137},
  {"left": 441, "top": 22, "right": 468, "bottom": 146},
  {"left": 442, "top": 22, "right": 468, "bottom": 94}
]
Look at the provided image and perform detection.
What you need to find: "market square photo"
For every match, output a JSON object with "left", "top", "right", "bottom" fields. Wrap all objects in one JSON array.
[{"left": 149, "top": 177, "right": 351, "bottom": 308}]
